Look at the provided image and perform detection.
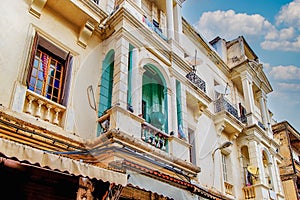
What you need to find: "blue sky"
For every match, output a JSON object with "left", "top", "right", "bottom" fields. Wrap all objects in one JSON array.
[{"left": 182, "top": 0, "right": 300, "bottom": 131}]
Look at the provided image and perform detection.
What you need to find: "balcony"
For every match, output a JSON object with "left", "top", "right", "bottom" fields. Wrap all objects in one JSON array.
[
  {"left": 186, "top": 71, "right": 206, "bottom": 93},
  {"left": 214, "top": 97, "right": 245, "bottom": 138},
  {"left": 141, "top": 122, "right": 169, "bottom": 152},
  {"left": 243, "top": 185, "right": 256, "bottom": 199},
  {"left": 215, "top": 97, "right": 239, "bottom": 120},
  {"left": 142, "top": 16, "right": 168, "bottom": 41},
  {"left": 23, "top": 90, "right": 66, "bottom": 127}
]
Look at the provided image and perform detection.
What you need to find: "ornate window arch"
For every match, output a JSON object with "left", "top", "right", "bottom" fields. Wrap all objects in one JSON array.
[{"left": 142, "top": 64, "right": 168, "bottom": 133}]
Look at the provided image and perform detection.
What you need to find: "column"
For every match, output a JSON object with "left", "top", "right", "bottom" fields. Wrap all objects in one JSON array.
[
  {"left": 167, "top": 88, "right": 173, "bottom": 134},
  {"left": 265, "top": 99, "right": 272, "bottom": 131},
  {"left": 170, "top": 77, "right": 178, "bottom": 134},
  {"left": 274, "top": 159, "right": 283, "bottom": 194},
  {"left": 112, "top": 38, "right": 129, "bottom": 109},
  {"left": 181, "top": 84, "right": 188, "bottom": 138},
  {"left": 173, "top": 3, "right": 182, "bottom": 43},
  {"left": 257, "top": 91, "right": 268, "bottom": 129},
  {"left": 166, "top": 0, "right": 174, "bottom": 40},
  {"left": 135, "top": 0, "right": 141, "bottom": 8},
  {"left": 131, "top": 48, "right": 143, "bottom": 115},
  {"left": 241, "top": 71, "right": 255, "bottom": 124},
  {"left": 248, "top": 140, "right": 264, "bottom": 184}
]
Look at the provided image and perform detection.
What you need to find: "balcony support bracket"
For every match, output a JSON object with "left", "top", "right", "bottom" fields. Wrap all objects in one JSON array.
[
  {"left": 78, "top": 20, "right": 95, "bottom": 49},
  {"left": 29, "top": 0, "right": 48, "bottom": 18}
]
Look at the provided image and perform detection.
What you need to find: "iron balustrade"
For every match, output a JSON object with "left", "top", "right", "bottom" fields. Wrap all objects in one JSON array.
[
  {"left": 215, "top": 97, "right": 240, "bottom": 121},
  {"left": 186, "top": 71, "right": 206, "bottom": 93},
  {"left": 258, "top": 121, "right": 266, "bottom": 130}
]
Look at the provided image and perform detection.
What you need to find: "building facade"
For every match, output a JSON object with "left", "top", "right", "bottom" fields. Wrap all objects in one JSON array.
[
  {"left": 273, "top": 121, "right": 300, "bottom": 200},
  {"left": 0, "top": 0, "right": 285, "bottom": 199}
]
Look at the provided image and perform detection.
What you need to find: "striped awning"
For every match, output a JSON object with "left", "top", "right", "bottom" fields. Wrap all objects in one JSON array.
[{"left": 0, "top": 138, "right": 127, "bottom": 186}]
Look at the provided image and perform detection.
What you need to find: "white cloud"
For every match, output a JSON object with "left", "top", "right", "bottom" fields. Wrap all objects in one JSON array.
[
  {"left": 261, "top": 35, "right": 300, "bottom": 52},
  {"left": 276, "top": 0, "right": 300, "bottom": 29},
  {"left": 195, "top": 10, "right": 272, "bottom": 41},
  {"left": 269, "top": 65, "right": 300, "bottom": 80},
  {"left": 277, "top": 82, "right": 300, "bottom": 91},
  {"left": 262, "top": 0, "right": 300, "bottom": 52},
  {"left": 194, "top": 4, "right": 300, "bottom": 52}
]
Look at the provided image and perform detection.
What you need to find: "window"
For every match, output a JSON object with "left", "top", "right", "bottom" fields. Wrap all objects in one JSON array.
[
  {"left": 27, "top": 33, "right": 72, "bottom": 105},
  {"left": 221, "top": 153, "right": 228, "bottom": 182},
  {"left": 98, "top": 50, "right": 114, "bottom": 117},
  {"left": 142, "top": 64, "right": 168, "bottom": 132},
  {"left": 188, "top": 128, "right": 196, "bottom": 165}
]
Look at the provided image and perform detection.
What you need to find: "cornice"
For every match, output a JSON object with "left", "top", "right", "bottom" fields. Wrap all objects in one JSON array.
[{"left": 243, "top": 124, "right": 280, "bottom": 150}]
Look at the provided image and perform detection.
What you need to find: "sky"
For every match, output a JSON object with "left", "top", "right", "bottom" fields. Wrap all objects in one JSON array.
[{"left": 182, "top": 0, "right": 300, "bottom": 131}]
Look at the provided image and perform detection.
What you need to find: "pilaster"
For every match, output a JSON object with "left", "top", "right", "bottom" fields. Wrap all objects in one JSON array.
[
  {"left": 170, "top": 76, "right": 178, "bottom": 134},
  {"left": 181, "top": 84, "right": 188, "bottom": 138},
  {"left": 241, "top": 71, "right": 255, "bottom": 125},
  {"left": 166, "top": 0, "right": 174, "bottom": 40},
  {"left": 257, "top": 90, "right": 268, "bottom": 129},
  {"left": 131, "top": 48, "right": 143, "bottom": 115},
  {"left": 173, "top": 3, "right": 182, "bottom": 43},
  {"left": 112, "top": 37, "right": 129, "bottom": 109},
  {"left": 248, "top": 140, "right": 264, "bottom": 184}
]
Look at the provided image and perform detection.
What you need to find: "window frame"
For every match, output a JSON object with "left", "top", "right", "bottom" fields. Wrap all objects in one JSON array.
[
  {"left": 221, "top": 153, "right": 228, "bottom": 182},
  {"left": 26, "top": 33, "right": 72, "bottom": 106}
]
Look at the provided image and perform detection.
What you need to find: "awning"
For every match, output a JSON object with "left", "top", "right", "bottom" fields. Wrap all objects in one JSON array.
[
  {"left": 128, "top": 171, "right": 199, "bottom": 200},
  {"left": 0, "top": 138, "right": 127, "bottom": 186}
]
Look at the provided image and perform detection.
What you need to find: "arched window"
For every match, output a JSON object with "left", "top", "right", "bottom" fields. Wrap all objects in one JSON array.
[
  {"left": 97, "top": 50, "right": 114, "bottom": 136},
  {"left": 98, "top": 50, "right": 114, "bottom": 117},
  {"left": 142, "top": 64, "right": 168, "bottom": 133},
  {"left": 241, "top": 146, "right": 252, "bottom": 186},
  {"left": 262, "top": 151, "right": 273, "bottom": 189}
]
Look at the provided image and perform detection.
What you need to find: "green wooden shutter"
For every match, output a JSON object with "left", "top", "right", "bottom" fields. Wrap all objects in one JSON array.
[
  {"left": 127, "top": 44, "right": 134, "bottom": 110},
  {"left": 98, "top": 53, "right": 114, "bottom": 117},
  {"left": 176, "top": 80, "right": 183, "bottom": 128}
]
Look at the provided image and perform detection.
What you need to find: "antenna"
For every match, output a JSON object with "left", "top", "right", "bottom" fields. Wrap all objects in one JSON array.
[
  {"left": 214, "top": 83, "right": 230, "bottom": 95},
  {"left": 185, "top": 49, "right": 203, "bottom": 72}
]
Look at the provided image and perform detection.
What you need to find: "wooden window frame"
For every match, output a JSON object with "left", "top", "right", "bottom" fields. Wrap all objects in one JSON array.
[{"left": 27, "top": 33, "right": 72, "bottom": 105}]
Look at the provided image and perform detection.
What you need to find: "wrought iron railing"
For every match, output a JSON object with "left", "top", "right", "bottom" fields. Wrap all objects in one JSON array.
[
  {"left": 186, "top": 71, "right": 206, "bottom": 93},
  {"left": 258, "top": 121, "right": 266, "bottom": 130},
  {"left": 141, "top": 122, "right": 169, "bottom": 151},
  {"left": 215, "top": 97, "right": 239, "bottom": 120}
]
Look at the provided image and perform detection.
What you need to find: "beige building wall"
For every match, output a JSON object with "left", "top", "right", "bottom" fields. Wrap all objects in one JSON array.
[{"left": 282, "top": 180, "right": 297, "bottom": 200}]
